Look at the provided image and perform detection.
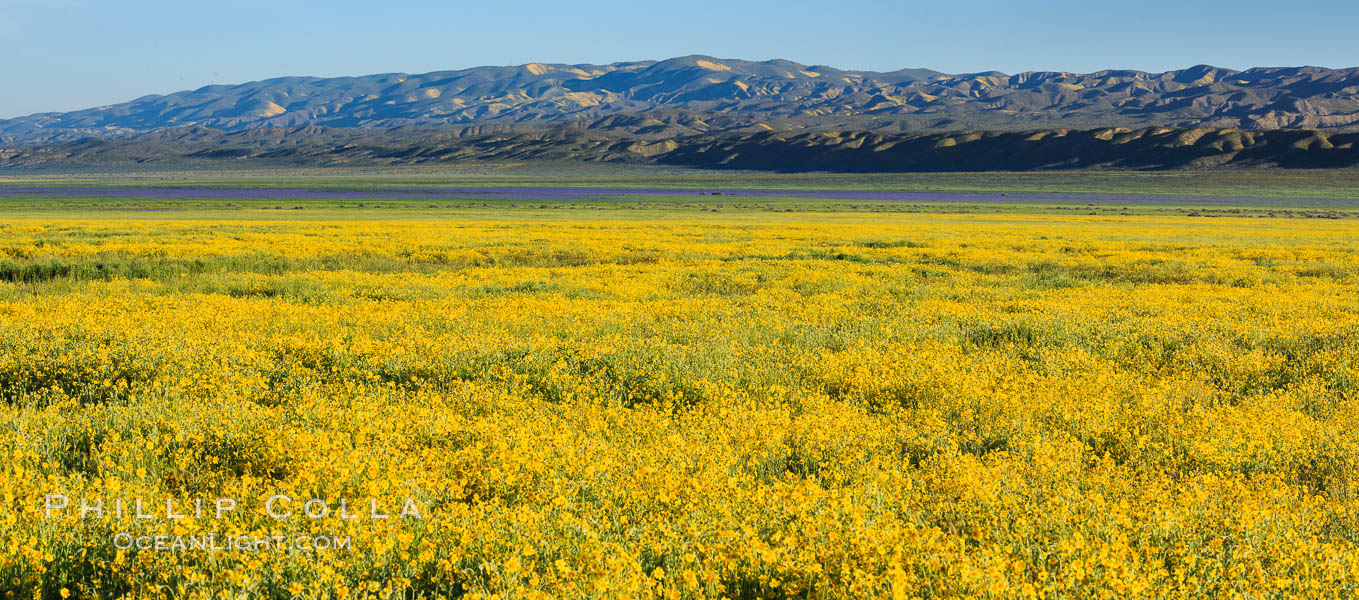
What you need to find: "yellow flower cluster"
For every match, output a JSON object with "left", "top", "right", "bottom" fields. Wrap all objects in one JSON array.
[{"left": 0, "top": 211, "right": 1356, "bottom": 598}]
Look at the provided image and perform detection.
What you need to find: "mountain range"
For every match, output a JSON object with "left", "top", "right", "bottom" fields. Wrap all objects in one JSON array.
[{"left": 5, "top": 56, "right": 1359, "bottom": 145}]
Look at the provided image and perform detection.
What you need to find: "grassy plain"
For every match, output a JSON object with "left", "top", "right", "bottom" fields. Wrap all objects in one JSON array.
[
  {"left": 1, "top": 169, "right": 1358, "bottom": 599},
  {"left": 8, "top": 164, "right": 1359, "bottom": 199}
]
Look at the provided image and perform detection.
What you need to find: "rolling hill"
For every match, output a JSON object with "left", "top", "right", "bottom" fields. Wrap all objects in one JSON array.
[{"left": 3, "top": 124, "right": 1357, "bottom": 172}]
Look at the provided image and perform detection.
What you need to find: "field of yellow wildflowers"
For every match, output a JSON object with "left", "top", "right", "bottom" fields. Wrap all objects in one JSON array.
[{"left": 1, "top": 205, "right": 1357, "bottom": 599}]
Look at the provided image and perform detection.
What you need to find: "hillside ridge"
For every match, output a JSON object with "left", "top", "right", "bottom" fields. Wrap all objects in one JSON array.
[{"left": 4, "top": 124, "right": 1357, "bottom": 172}]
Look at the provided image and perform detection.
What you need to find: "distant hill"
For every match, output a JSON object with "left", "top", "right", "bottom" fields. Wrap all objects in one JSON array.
[
  {"left": 4, "top": 124, "right": 1357, "bottom": 172},
  {"left": 4, "top": 57, "right": 1359, "bottom": 144}
]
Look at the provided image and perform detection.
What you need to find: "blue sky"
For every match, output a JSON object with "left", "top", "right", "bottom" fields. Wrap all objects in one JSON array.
[{"left": 2, "top": 0, "right": 1357, "bottom": 118}]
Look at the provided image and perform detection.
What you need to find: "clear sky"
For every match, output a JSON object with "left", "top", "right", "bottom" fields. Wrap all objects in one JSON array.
[{"left": 2, "top": 0, "right": 1357, "bottom": 118}]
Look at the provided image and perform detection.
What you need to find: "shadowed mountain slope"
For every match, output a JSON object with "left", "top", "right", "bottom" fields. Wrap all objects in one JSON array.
[{"left": 3, "top": 124, "right": 1357, "bottom": 171}]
